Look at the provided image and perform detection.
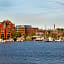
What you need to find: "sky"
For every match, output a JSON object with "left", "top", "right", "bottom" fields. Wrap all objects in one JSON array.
[{"left": 0, "top": 0, "right": 64, "bottom": 29}]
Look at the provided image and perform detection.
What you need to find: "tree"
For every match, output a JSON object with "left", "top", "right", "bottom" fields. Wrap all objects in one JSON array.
[
  {"left": 23, "top": 34, "right": 27, "bottom": 40},
  {"left": 12, "top": 32, "right": 21, "bottom": 38},
  {"left": 56, "top": 28, "right": 64, "bottom": 32},
  {"left": 31, "top": 33, "right": 35, "bottom": 36},
  {"left": 17, "top": 32, "right": 21, "bottom": 37},
  {"left": 51, "top": 33, "right": 57, "bottom": 39},
  {"left": 46, "top": 33, "right": 57, "bottom": 39},
  {"left": 62, "top": 32, "right": 64, "bottom": 37}
]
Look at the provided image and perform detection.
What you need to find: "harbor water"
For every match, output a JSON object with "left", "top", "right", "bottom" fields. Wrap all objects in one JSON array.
[{"left": 0, "top": 41, "right": 64, "bottom": 64}]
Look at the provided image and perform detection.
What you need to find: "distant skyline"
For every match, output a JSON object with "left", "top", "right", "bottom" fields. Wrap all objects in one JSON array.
[{"left": 0, "top": 0, "right": 64, "bottom": 29}]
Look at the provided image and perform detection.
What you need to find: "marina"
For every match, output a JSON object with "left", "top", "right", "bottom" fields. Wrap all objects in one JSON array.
[{"left": 0, "top": 0, "right": 64, "bottom": 64}]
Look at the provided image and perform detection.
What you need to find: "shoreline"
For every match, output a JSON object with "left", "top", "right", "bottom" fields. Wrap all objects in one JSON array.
[{"left": 0, "top": 40, "right": 64, "bottom": 44}]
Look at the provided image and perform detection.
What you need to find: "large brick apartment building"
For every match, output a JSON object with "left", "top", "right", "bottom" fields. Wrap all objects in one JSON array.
[
  {"left": 16, "top": 25, "right": 38, "bottom": 36},
  {"left": 0, "top": 20, "right": 15, "bottom": 39}
]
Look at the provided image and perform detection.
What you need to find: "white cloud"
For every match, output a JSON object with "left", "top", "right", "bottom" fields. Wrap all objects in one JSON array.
[{"left": 0, "top": 0, "right": 64, "bottom": 29}]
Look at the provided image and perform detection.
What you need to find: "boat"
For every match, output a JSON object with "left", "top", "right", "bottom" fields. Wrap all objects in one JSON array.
[
  {"left": 17, "top": 37, "right": 24, "bottom": 42},
  {"left": 35, "top": 38, "right": 43, "bottom": 41},
  {"left": 44, "top": 37, "right": 53, "bottom": 42}
]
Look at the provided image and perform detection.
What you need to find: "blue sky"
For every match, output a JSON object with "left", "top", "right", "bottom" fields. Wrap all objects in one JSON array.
[{"left": 0, "top": 0, "right": 64, "bottom": 29}]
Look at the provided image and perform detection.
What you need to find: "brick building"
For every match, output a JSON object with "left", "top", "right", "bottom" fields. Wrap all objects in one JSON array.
[
  {"left": 0, "top": 20, "right": 15, "bottom": 39},
  {"left": 16, "top": 25, "right": 38, "bottom": 36},
  {"left": 16, "top": 25, "right": 25, "bottom": 35}
]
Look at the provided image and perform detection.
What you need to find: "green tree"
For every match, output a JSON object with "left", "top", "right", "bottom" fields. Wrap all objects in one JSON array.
[
  {"left": 31, "top": 33, "right": 35, "bottom": 36},
  {"left": 56, "top": 28, "right": 64, "bottom": 32},
  {"left": 62, "top": 32, "right": 64, "bottom": 37},
  {"left": 12, "top": 32, "right": 21, "bottom": 38},
  {"left": 51, "top": 33, "right": 57, "bottom": 39},
  {"left": 46, "top": 33, "right": 57, "bottom": 39},
  {"left": 17, "top": 32, "right": 21, "bottom": 37},
  {"left": 24, "top": 34, "right": 27, "bottom": 40}
]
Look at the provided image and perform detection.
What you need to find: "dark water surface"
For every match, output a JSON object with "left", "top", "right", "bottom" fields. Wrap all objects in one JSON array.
[{"left": 0, "top": 41, "right": 64, "bottom": 64}]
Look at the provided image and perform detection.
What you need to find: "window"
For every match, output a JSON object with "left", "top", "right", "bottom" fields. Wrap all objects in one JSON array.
[
  {"left": 12, "top": 27, "right": 14, "bottom": 32},
  {"left": 7, "top": 34, "right": 10, "bottom": 39},
  {"left": 3, "top": 23, "right": 6, "bottom": 29},
  {"left": 1, "top": 28, "right": 4, "bottom": 33},
  {"left": 8, "top": 25, "right": 10, "bottom": 33},
  {"left": 1, "top": 34, "right": 4, "bottom": 39}
]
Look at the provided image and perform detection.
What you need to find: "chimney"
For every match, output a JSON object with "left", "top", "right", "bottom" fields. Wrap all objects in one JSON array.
[{"left": 54, "top": 24, "right": 55, "bottom": 31}]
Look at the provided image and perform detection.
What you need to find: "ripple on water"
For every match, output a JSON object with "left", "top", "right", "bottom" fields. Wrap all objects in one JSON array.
[{"left": 0, "top": 41, "right": 64, "bottom": 64}]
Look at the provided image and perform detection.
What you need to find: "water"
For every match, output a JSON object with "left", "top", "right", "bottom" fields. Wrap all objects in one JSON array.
[{"left": 0, "top": 41, "right": 64, "bottom": 64}]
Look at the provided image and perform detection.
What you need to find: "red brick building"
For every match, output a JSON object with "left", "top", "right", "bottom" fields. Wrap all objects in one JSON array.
[
  {"left": 16, "top": 25, "right": 25, "bottom": 35},
  {"left": 38, "top": 29, "right": 48, "bottom": 34},
  {"left": 0, "top": 20, "right": 15, "bottom": 39},
  {"left": 25, "top": 27, "right": 38, "bottom": 35},
  {"left": 16, "top": 25, "right": 38, "bottom": 35}
]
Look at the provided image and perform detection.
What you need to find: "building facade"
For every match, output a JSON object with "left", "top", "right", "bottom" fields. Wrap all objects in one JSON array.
[
  {"left": 0, "top": 20, "right": 15, "bottom": 39},
  {"left": 16, "top": 25, "right": 25, "bottom": 35},
  {"left": 16, "top": 25, "right": 38, "bottom": 36}
]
